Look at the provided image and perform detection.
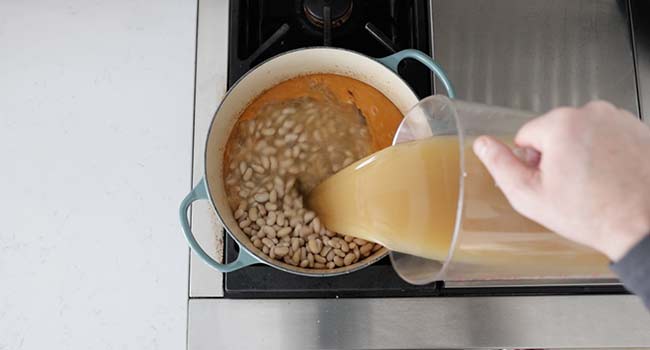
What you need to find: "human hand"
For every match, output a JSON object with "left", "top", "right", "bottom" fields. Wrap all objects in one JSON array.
[{"left": 473, "top": 101, "right": 650, "bottom": 261}]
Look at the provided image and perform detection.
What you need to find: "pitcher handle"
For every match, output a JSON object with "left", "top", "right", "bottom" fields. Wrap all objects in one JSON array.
[
  {"left": 377, "top": 49, "right": 456, "bottom": 99},
  {"left": 179, "top": 178, "right": 258, "bottom": 272}
]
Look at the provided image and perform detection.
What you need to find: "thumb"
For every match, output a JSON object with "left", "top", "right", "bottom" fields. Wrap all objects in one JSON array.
[{"left": 472, "top": 136, "right": 539, "bottom": 200}]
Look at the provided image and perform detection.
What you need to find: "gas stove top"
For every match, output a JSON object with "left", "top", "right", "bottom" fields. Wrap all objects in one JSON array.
[{"left": 221, "top": 0, "right": 627, "bottom": 298}]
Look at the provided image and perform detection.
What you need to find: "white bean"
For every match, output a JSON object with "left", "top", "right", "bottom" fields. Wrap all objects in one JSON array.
[
  {"left": 252, "top": 238, "right": 263, "bottom": 248},
  {"left": 312, "top": 217, "right": 321, "bottom": 234},
  {"left": 276, "top": 212, "right": 285, "bottom": 226},
  {"left": 266, "top": 211, "right": 277, "bottom": 226},
  {"left": 285, "top": 255, "right": 296, "bottom": 266},
  {"left": 320, "top": 245, "right": 332, "bottom": 257},
  {"left": 262, "top": 225, "right": 276, "bottom": 239},
  {"left": 308, "top": 239, "right": 320, "bottom": 255},
  {"left": 353, "top": 238, "right": 367, "bottom": 245},
  {"left": 308, "top": 253, "right": 314, "bottom": 268},
  {"left": 292, "top": 223, "right": 302, "bottom": 237},
  {"left": 284, "top": 133, "right": 298, "bottom": 143},
  {"left": 343, "top": 253, "right": 355, "bottom": 266},
  {"left": 333, "top": 249, "right": 346, "bottom": 258},
  {"left": 261, "top": 146, "right": 276, "bottom": 155},
  {"left": 277, "top": 227, "right": 292, "bottom": 238},
  {"left": 285, "top": 177, "right": 296, "bottom": 192},
  {"left": 274, "top": 177, "right": 284, "bottom": 197},
  {"left": 300, "top": 247, "right": 307, "bottom": 261},
  {"left": 303, "top": 211, "right": 315, "bottom": 224},
  {"left": 360, "top": 243, "right": 373, "bottom": 256},
  {"left": 262, "top": 238, "right": 274, "bottom": 248},
  {"left": 248, "top": 207, "right": 258, "bottom": 221},
  {"left": 282, "top": 119, "right": 295, "bottom": 128},
  {"left": 291, "top": 238, "right": 300, "bottom": 252},
  {"left": 291, "top": 250, "right": 300, "bottom": 265},
  {"left": 270, "top": 156, "right": 278, "bottom": 171},
  {"left": 243, "top": 167, "right": 253, "bottom": 180},
  {"left": 274, "top": 246, "right": 289, "bottom": 257},
  {"left": 254, "top": 192, "right": 269, "bottom": 203}
]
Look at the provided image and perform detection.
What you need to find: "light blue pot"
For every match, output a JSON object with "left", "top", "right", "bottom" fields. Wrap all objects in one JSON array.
[{"left": 179, "top": 47, "right": 455, "bottom": 276}]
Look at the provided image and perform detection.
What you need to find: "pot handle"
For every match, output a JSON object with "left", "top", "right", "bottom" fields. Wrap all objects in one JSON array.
[
  {"left": 179, "top": 178, "right": 258, "bottom": 272},
  {"left": 377, "top": 49, "right": 456, "bottom": 99}
]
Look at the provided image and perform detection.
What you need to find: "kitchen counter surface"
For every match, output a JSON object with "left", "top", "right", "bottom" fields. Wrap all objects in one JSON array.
[{"left": 0, "top": 0, "right": 199, "bottom": 348}]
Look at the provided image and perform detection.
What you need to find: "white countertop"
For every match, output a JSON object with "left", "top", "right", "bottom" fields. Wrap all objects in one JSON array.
[{"left": 0, "top": 0, "right": 198, "bottom": 348}]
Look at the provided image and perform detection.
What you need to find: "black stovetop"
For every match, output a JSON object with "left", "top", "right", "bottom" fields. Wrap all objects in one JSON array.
[
  {"left": 227, "top": 0, "right": 433, "bottom": 98},
  {"left": 223, "top": 0, "right": 626, "bottom": 298}
]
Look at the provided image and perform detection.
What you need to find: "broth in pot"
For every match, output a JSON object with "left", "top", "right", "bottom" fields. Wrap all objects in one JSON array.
[{"left": 223, "top": 73, "right": 403, "bottom": 270}]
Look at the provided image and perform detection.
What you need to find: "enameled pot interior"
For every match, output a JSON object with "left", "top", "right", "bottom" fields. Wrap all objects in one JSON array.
[{"left": 204, "top": 48, "right": 419, "bottom": 275}]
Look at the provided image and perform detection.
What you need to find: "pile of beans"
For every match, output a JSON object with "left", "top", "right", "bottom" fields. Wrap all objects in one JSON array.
[{"left": 225, "top": 96, "right": 383, "bottom": 269}]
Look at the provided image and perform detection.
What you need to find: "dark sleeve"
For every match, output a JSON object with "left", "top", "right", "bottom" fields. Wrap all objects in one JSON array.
[{"left": 611, "top": 234, "right": 650, "bottom": 309}]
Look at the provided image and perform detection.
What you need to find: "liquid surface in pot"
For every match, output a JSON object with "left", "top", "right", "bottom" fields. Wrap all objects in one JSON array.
[
  {"left": 223, "top": 73, "right": 403, "bottom": 270},
  {"left": 234, "top": 74, "right": 404, "bottom": 150}
]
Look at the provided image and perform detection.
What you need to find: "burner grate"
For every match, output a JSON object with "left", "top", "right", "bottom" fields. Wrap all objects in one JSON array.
[{"left": 227, "top": 0, "right": 433, "bottom": 98}]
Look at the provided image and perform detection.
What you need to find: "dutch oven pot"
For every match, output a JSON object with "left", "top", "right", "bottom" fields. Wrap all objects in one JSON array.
[{"left": 179, "top": 47, "right": 455, "bottom": 276}]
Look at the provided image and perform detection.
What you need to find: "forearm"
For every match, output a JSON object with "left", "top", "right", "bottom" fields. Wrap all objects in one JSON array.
[{"left": 611, "top": 234, "right": 650, "bottom": 309}]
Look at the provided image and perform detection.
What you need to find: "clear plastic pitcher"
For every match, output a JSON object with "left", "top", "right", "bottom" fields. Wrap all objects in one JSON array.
[{"left": 390, "top": 95, "right": 615, "bottom": 285}]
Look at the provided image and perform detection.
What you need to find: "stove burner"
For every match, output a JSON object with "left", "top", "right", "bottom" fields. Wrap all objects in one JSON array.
[{"left": 303, "top": 0, "right": 353, "bottom": 28}]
